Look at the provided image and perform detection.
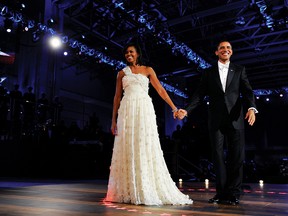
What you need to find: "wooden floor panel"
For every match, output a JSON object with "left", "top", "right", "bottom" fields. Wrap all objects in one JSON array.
[{"left": 0, "top": 179, "right": 287, "bottom": 216}]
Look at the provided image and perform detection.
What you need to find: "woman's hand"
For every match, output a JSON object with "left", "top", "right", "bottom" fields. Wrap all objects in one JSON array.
[
  {"left": 111, "top": 121, "right": 117, "bottom": 135},
  {"left": 177, "top": 109, "right": 188, "bottom": 120}
]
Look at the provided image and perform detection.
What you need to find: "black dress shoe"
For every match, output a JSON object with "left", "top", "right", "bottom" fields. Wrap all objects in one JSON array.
[
  {"left": 208, "top": 194, "right": 223, "bottom": 204},
  {"left": 227, "top": 196, "right": 240, "bottom": 205}
]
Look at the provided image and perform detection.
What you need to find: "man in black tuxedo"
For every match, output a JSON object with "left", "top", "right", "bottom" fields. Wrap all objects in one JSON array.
[{"left": 177, "top": 40, "right": 257, "bottom": 205}]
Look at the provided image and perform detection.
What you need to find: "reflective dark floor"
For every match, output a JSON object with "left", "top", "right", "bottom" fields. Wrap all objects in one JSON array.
[{"left": 0, "top": 178, "right": 287, "bottom": 216}]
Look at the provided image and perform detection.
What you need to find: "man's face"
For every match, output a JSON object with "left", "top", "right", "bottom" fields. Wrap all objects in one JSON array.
[{"left": 215, "top": 41, "right": 233, "bottom": 63}]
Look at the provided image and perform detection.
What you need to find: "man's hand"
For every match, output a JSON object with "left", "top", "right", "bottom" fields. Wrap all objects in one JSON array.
[
  {"left": 177, "top": 109, "right": 188, "bottom": 120},
  {"left": 245, "top": 109, "right": 256, "bottom": 126}
]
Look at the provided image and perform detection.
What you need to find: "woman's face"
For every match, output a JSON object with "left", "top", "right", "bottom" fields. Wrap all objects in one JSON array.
[{"left": 124, "top": 46, "right": 139, "bottom": 64}]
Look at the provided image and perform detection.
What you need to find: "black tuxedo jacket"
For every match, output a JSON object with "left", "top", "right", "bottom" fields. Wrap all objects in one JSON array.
[{"left": 186, "top": 63, "right": 257, "bottom": 130}]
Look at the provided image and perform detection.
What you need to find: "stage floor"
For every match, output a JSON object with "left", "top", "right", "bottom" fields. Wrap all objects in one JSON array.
[{"left": 0, "top": 178, "right": 287, "bottom": 216}]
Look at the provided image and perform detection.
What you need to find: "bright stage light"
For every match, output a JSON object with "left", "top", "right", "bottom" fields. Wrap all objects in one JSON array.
[{"left": 49, "top": 36, "right": 62, "bottom": 49}]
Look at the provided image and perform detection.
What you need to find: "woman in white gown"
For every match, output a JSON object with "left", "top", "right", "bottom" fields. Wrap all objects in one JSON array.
[{"left": 105, "top": 42, "right": 193, "bottom": 205}]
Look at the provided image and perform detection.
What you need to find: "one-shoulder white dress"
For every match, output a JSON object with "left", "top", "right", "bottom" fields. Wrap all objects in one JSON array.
[{"left": 105, "top": 66, "right": 192, "bottom": 205}]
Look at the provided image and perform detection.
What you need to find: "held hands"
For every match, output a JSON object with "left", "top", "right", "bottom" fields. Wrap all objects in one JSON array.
[
  {"left": 177, "top": 109, "right": 188, "bottom": 120},
  {"left": 173, "top": 109, "right": 187, "bottom": 120}
]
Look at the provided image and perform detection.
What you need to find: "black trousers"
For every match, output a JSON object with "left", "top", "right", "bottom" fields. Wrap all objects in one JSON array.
[{"left": 209, "top": 121, "right": 245, "bottom": 198}]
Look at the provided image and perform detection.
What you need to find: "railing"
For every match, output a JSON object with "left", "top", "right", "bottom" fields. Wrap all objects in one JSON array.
[{"left": 164, "top": 151, "right": 216, "bottom": 182}]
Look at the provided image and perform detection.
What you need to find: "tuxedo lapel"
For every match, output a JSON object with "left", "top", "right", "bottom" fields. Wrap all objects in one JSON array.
[
  {"left": 226, "top": 63, "right": 235, "bottom": 91},
  {"left": 214, "top": 65, "right": 223, "bottom": 91}
]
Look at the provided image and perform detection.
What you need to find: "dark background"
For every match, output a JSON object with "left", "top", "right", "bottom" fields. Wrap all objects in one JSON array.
[{"left": 0, "top": 0, "right": 287, "bottom": 183}]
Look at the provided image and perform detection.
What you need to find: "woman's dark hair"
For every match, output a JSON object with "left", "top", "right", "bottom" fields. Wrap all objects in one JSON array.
[{"left": 122, "top": 42, "right": 143, "bottom": 65}]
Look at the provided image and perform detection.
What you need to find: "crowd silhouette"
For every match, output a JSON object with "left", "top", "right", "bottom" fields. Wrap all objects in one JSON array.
[{"left": 0, "top": 84, "right": 63, "bottom": 139}]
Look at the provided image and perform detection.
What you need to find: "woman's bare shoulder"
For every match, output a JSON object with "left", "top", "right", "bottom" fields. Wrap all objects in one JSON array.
[
  {"left": 117, "top": 70, "right": 125, "bottom": 78},
  {"left": 142, "top": 66, "right": 154, "bottom": 74}
]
